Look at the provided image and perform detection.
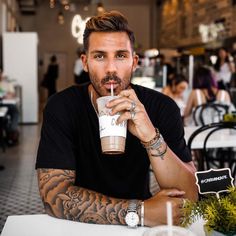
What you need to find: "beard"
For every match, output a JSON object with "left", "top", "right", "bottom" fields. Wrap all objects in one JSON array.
[{"left": 87, "top": 68, "right": 133, "bottom": 97}]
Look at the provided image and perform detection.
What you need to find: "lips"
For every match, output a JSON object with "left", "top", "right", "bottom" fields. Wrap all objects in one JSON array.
[{"left": 104, "top": 82, "right": 119, "bottom": 90}]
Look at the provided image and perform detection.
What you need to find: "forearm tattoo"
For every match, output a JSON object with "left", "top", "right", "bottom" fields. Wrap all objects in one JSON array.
[{"left": 37, "top": 168, "right": 128, "bottom": 225}]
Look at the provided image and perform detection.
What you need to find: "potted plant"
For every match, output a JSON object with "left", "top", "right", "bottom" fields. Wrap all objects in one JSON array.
[{"left": 181, "top": 187, "right": 236, "bottom": 236}]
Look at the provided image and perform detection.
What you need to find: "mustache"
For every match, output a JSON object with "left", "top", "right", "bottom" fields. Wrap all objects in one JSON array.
[{"left": 101, "top": 74, "right": 122, "bottom": 85}]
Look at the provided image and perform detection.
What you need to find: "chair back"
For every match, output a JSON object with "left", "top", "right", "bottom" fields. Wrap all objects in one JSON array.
[
  {"left": 188, "top": 122, "right": 236, "bottom": 179},
  {"left": 193, "top": 103, "right": 229, "bottom": 126}
]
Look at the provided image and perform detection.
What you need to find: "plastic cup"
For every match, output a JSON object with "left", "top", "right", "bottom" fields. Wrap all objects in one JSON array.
[{"left": 96, "top": 96, "right": 127, "bottom": 155}]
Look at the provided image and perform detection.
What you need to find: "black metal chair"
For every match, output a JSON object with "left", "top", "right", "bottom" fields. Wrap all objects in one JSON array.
[
  {"left": 192, "top": 103, "right": 229, "bottom": 126},
  {"left": 187, "top": 122, "right": 236, "bottom": 179}
]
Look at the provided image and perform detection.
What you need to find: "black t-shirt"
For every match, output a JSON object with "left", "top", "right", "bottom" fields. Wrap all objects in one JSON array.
[{"left": 36, "top": 83, "right": 191, "bottom": 200}]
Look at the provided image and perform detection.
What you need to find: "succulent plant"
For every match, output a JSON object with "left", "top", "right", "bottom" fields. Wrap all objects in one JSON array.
[{"left": 181, "top": 187, "right": 236, "bottom": 236}]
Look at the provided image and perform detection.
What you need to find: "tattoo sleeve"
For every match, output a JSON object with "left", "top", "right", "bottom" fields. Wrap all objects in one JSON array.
[{"left": 37, "top": 168, "right": 131, "bottom": 225}]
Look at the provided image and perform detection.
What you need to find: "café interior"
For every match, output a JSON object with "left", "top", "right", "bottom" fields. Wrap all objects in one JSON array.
[{"left": 0, "top": 0, "right": 236, "bottom": 235}]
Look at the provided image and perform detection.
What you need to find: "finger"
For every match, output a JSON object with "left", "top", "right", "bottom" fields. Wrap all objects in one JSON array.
[
  {"left": 182, "top": 198, "right": 187, "bottom": 208},
  {"left": 116, "top": 111, "right": 138, "bottom": 124},
  {"left": 109, "top": 99, "right": 140, "bottom": 116},
  {"left": 110, "top": 102, "right": 138, "bottom": 116},
  {"left": 106, "top": 95, "right": 131, "bottom": 108},
  {"left": 165, "top": 189, "right": 186, "bottom": 197},
  {"left": 172, "top": 203, "right": 184, "bottom": 226},
  {"left": 130, "top": 100, "right": 136, "bottom": 112},
  {"left": 119, "top": 89, "right": 138, "bottom": 100}
]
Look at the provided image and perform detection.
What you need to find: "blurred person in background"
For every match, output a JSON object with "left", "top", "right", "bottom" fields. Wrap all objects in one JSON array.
[
  {"left": 0, "top": 68, "right": 19, "bottom": 145},
  {"left": 214, "top": 47, "right": 235, "bottom": 90},
  {"left": 184, "top": 66, "right": 231, "bottom": 125},
  {"left": 157, "top": 54, "right": 175, "bottom": 85},
  {"left": 45, "top": 55, "right": 59, "bottom": 98},
  {"left": 74, "top": 48, "right": 90, "bottom": 85},
  {"left": 162, "top": 74, "right": 188, "bottom": 117}
]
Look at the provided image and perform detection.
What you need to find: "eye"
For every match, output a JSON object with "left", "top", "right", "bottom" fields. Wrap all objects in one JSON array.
[
  {"left": 116, "top": 53, "right": 126, "bottom": 59},
  {"left": 94, "top": 54, "right": 104, "bottom": 60}
]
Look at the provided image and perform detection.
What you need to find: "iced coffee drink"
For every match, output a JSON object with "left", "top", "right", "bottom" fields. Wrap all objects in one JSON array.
[{"left": 97, "top": 96, "right": 127, "bottom": 154}]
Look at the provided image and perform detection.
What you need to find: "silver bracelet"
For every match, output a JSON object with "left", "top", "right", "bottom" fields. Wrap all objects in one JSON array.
[
  {"left": 141, "top": 201, "right": 144, "bottom": 227},
  {"left": 150, "top": 142, "right": 168, "bottom": 159},
  {"left": 147, "top": 134, "right": 164, "bottom": 150}
]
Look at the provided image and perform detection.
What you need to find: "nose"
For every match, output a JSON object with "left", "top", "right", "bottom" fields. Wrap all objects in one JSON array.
[{"left": 105, "top": 59, "right": 117, "bottom": 74}]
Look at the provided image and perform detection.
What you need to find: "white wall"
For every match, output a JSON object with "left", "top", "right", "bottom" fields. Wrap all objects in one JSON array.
[{"left": 3, "top": 32, "right": 38, "bottom": 123}]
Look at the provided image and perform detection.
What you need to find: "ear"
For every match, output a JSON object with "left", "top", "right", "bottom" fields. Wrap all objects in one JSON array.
[
  {"left": 81, "top": 54, "right": 88, "bottom": 72},
  {"left": 132, "top": 54, "right": 139, "bottom": 72}
]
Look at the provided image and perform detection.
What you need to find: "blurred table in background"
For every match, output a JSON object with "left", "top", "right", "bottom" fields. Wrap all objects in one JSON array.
[{"left": 184, "top": 126, "right": 236, "bottom": 149}]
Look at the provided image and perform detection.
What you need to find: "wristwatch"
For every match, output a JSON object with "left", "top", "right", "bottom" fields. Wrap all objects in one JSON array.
[{"left": 125, "top": 200, "right": 139, "bottom": 228}]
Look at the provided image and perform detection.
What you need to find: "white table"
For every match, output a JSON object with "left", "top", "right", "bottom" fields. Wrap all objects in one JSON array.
[
  {"left": 1, "top": 97, "right": 19, "bottom": 105},
  {"left": 184, "top": 126, "right": 236, "bottom": 149},
  {"left": 1, "top": 214, "right": 205, "bottom": 236}
]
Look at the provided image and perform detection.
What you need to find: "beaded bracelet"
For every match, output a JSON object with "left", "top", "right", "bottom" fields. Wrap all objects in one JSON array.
[
  {"left": 141, "top": 128, "right": 160, "bottom": 149},
  {"left": 147, "top": 134, "right": 164, "bottom": 150}
]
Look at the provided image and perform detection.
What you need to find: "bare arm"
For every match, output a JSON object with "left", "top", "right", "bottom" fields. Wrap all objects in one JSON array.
[
  {"left": 108, "top": 89, "right": 198, "bottom": 202},
  {"left": 147, "top": 145, "right": 198, "bottom": 201},
  {"left": 229, "top": 61, "right": 235, "bottom": 73},
  {"left": 37, "top": 168, "right": 187, "bottom": 227},
  {"left": 37, "top": 168, "right": 130, "bottom": 224}
]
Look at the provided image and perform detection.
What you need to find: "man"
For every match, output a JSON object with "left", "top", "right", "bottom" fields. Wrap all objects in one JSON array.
[
  {"left": 36, "top": 11, "right": 198, "bottom": 227},
  {"left": 45, "top": 55, "right": 59, "bottom": 98}
]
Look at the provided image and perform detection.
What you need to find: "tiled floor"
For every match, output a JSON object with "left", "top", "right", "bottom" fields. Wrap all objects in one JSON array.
[{"left": 0, "top": 124, "right": 44, "bottom": 233}]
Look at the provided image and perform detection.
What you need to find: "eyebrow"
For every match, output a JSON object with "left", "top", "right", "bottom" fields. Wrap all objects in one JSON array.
[{"left": 90, "top": 50, "right": 130, "bottom": 54}]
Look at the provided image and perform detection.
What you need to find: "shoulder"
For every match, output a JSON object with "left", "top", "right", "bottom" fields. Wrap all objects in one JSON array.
[
  {"left": 132, "top": 84, "right": 179, "bottom": 114},
  {"left": 189, "top": 89, "right": 202, "bottom": 97},
  {"left": 217, "top": 89, "right": 231, "bottom": 100},
  {"left": 187, "top": 89, "right": 196, "bottom": 99},
  {"left": 45, "top": 84, "right": 87, "bottom": 114}
]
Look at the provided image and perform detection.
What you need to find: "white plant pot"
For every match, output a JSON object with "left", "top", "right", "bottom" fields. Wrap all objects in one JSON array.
[{"left": 204, "top": 226, "right": 227, "bottom": 236}]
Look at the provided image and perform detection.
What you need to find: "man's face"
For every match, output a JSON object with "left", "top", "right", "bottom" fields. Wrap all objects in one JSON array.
[{"left": 82, "top": 32, "right": 138, "bottom": 96}]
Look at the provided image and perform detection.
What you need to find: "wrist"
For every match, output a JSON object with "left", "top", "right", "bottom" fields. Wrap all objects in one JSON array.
[
  {"left": 141, "top": 128, "right": 168, "bottom": 159},
  {"left": 141, "top": 128, "right": 160, "bottom": 147}
]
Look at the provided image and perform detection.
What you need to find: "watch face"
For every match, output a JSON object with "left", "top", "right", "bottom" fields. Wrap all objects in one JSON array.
[{"left": 125, "top": 212, "right": 139, "bottom": 227}]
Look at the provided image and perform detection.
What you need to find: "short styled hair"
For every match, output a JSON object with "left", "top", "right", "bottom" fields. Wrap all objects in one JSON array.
[{"left": 83, "top": 11, "right": 135, "bottom": 52}]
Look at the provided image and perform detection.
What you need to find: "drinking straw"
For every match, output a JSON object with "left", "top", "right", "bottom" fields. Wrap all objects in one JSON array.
[
  {"left": 111, "top": 83, "right": 114, "bottom": 97},
  {"left": 167, "top": 201, "right": 173, "bottom": 236}
]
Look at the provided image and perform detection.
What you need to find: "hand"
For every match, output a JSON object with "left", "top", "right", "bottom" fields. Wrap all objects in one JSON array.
[
  {"left": 106, "top": 89, "right": 156, "bottom": 142},
  {"left": 144, "top": 189, "right": 186, "bottom": 227}
]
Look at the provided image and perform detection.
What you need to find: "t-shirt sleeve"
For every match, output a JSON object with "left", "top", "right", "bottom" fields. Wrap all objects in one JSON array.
[
  {"left": 157, "top": 97, "right": 192, "bottom": 163},
  {"left": 36, "top": 99, "right": 76, "bottom": 170}
]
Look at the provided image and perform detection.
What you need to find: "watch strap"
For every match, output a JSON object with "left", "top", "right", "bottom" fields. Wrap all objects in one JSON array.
[{"left": 127, "top": 200, "right": 138, "bottom": 212}]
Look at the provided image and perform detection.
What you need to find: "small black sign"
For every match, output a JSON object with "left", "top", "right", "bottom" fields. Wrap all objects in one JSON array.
[{"left": 195, "top": 168, "right": 234, "bottom": 195}]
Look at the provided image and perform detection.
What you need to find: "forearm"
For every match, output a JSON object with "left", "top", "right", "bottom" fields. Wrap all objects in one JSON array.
[
  {"left": 146, "top": 143, "right": 198, "bottom": 201},
  {"left": 37, "top": 168, "right": 133, "bottom": 225}
]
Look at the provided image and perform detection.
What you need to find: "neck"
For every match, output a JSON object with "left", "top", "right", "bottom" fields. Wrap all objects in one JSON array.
[{"left": 88, "top": 84, "right": 99, "bottom": 113}]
